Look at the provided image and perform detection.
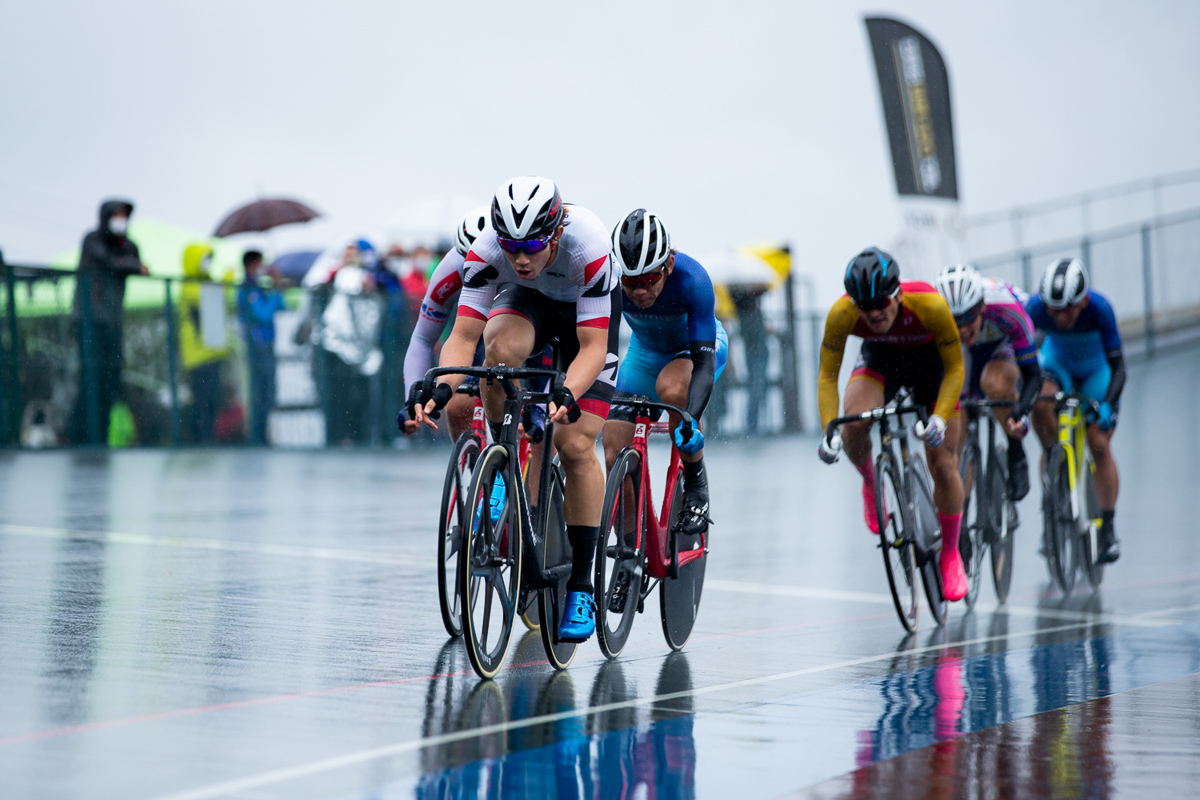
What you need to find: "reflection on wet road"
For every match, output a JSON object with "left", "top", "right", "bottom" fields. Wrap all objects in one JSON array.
[{"left": 0, "top": 344, "right": 1198, "bottom": 799}]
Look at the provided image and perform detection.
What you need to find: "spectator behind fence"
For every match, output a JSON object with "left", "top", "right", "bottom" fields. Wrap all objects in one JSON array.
[
  {"left": 179, "top": 243, "right": 232, "bottom": 443},
  {"left": 321, "top": 243, "right": 383, "bottom": 445},
  {"left": 238, "top": 250, "right": 285, "bottom": 445},
  {"left": 729, "top": 284, "right": 769, "bottom": 436},
  {"left": 69, "top": 198, "right": 149, "bottom": 445}
]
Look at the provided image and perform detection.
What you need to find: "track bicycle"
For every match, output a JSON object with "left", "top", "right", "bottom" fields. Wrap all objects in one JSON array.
[
  {"left": 435, "top": 384, "right": 535, "bottom": 638},
  {"left": 958, "top": 398, "right": 1018, "bottom": 606},
  {"left": 825, "top": 388, "right": 946, "bottom": 632},
  {"left": 422, "top": 361, "right": 577, "bottom": 679},
  {"left": 594, "top": 393, "right": 708, "bottom": 658},
  {"left": 1039, "top": 391, "right": 1105, "bottom": 594}
]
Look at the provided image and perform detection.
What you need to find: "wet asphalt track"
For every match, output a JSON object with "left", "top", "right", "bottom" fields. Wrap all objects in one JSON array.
[{"left": 1, "top": 341, "right": 1199, "bottom": 799}]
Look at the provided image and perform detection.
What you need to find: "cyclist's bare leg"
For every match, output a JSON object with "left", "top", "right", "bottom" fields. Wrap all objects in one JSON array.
[
  {"left": 554, "top": 412, "right": 605, "bottom": 526},
  {"left": 656, "top": 359, "right": 702, "bottom": 463},
  {"left": 481, "top": 314, "right": 536, "bottom": 423},
  {"left": 1086, "top": 424, "right": 1119, "bottom": 509},
  {"left": 844, "top": 376, "right": 884, "bottom": 533},
  {"left": 602, "top": 421, "right": 634, "bottom": 473},
  {"left": 1032, "top": 378, "right": 1061, "bottom": 453},
  {"left": 657, "top": 358, "right": 711, "bottom": 530},
  {"left": 927, "top": 415, "right": 967, "bottom": 599},
  {"left": 980, "top": 360, "right": 1020, "bottom": 428},
  {"left": 445, "top": 392, "right": 475, "bottom": 442}
]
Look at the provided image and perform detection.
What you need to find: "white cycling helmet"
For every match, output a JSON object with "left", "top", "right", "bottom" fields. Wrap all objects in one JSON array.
[
  {"left": 611, "top": 209, "right": 671, "bottom": 276},
  {"left": 490, "top": 176, "right": 564, "bottom": 240},
  {"left": 455, "top": 205, "right": 490, "bottom": 256},
  {"left": 935, "top": 263, "right": 985, "bottom": 317},
  {"left": 1040, "top": 257, "right": 1089, "bottom": 309}
]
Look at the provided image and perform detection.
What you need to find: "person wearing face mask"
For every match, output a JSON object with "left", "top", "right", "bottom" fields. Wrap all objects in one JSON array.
[{"left": 69, "top": 198, "right": 149, "bottom": 445}]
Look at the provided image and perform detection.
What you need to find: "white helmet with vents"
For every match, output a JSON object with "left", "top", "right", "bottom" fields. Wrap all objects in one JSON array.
[
  {"left": 935, "top": 263, "right": 985, "bottom": 317},
  {"left": 1040, "top": 257, "right": 1089, "bottom": 309},
  {"left": 490, "top": 176, "right": 563, "bottom": 240},
  {"left": 455, "top": 205, "right": 489, "bottom": 256},
  {"left": 611, "top": 209, "right": 672, "bottom": 276}
]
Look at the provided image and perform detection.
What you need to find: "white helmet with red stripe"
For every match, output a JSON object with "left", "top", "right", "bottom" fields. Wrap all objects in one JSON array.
[{"left": 490, "top": 176, "right": 564, "bottom": 241}]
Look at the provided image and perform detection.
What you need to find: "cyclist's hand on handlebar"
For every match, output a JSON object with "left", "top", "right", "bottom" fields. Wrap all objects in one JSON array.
[
  {"left": 914, "top": 414, "right": 947, "bottom": 448},
  {"left": 818, "top": 431, "right": 842, "bottom": 464},
  {"left": 414, "top": 382, "right": 454, "bottom": 430},
  {"left": 674, "top": 423, "right": 704, "bottom": 455},
  {"left": 549, "top": 386, "right": 582, "bottom": 424},
  {"left": 1096, "top": 401, "right": 1116, "bottom": 432},
  {"left": 1003, "top": 414, "right": 1028, "bottom": 438}
]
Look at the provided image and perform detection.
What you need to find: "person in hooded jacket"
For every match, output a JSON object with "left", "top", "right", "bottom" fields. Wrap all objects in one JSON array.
[
  {"left": 179, "top": 243, "right": 232, "bottom": 443},
  {"left": 69, "top": 199, "right": 148, "bottom": 445}
]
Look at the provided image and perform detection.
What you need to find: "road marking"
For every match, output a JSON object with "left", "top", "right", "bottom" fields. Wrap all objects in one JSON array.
[
  {"left": 143, "top": 610, "right": 1197, "bottom": 800},
  {"left": 704, "top": 578, "right": 893, "bottom": 605},
  {"left": 0, "top": 523, "right": 434, "bottom": 568}
]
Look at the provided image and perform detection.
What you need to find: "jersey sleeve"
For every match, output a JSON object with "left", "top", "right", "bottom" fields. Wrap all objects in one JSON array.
[
  {"left": 993, "top": 300, "right": 1039, "bottom": 364},
  {"left": 457, "top": 249, "right": 499, "bottom": 322},
  {"left": 818, "top": 296, "right": 859, "bottom": 429},
  {"left": 909, "top": 292, "right": 965, "bottom": 420},
  {"left": 1089, "top": 292, "right": 1123, "bottom": 354},
  {"left": 403, "top": 252, "right": 463, "bottom": 394},
  {"left": 682, "top": 261, "right": 718, "bottom": 344},
  {"left": 575, "top": 253, "right": 617, "bottom": 328}
]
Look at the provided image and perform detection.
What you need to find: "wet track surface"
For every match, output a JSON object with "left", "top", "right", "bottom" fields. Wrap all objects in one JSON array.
[{"left": 2, "top": 342, "right": 1199, "bottom": 799}]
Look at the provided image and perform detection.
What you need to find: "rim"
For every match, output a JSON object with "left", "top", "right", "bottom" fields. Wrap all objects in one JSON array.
[{"left": 879, "top": 462, "right": 918, "bottom": 631}]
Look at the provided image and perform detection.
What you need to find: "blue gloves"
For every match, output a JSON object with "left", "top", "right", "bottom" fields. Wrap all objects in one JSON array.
[
  {"left": 1097, "top": 401, "right": 1116, "bottom": 431},
  {"left": 674, "top": 423, "right": 705, "bottom": 455}
]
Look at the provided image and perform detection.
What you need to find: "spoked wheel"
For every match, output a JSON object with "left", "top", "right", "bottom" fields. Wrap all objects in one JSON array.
[
  {"left": 460, "top": 445, "right": 522, "bottom": 680},
  {"left": 959, "top": 439, "right": 986, "bottom": 609},
  {"left": 987, "top": 447, "right": 1016, "bottom": 603},
  {"left": 877, "top": 453, "right": 918, "bottom": 632},
  {"left": 1081, "top": 453, "right": 1105, "bottom": 590},
  {"left": 661, "top": 471, "right": 706, "bottom": 651},
  {"left": 438, "top": 432, "right": 481, "bottom": 638},
  {"left": 1043, "top": 445, "right": 1077, "bottom": 595},
  {"left": 910, "top": 461, "right": 947, "bottom": 626},
  {"left": 596, "top": 448, "right": 644, "bottom": 659},
  {"left": 537, "top": 461, "right": 579, "bottom": 670}
]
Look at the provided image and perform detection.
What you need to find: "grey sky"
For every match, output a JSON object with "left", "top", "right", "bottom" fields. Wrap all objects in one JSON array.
[{"left": 2, "top": 0, "right": 1198, "bottom": 302}]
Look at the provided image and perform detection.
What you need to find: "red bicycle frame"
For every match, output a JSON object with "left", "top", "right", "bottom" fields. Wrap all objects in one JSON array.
[{"left": 628, "top": 414, "right": 706, "bottom": 580}]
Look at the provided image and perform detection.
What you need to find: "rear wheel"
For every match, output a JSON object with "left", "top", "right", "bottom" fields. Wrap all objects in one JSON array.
[
  {"left": 987, "top": 446, "right": 1016, "bottom": 603},
  {"left": 438, "top": 431, "right": 480, "bottom": 638},
  {"left": 877, "top": 453, "right": 918, "bottom": 632},
  {"left": 538, "top": 461, "right": 579, "bottom": 670},
  {"left": 661, "top": 470, "right": 706, "bottom": 650},
  {"left": 1043, "top": 445, "right": 1077, "bottom": 595},
  {"left": 460, "top": 446, "right": 522, "bottom": 679},
  {"left": 1081, "top": 451, "right": 1105, "bottom": 589},
  {"left": 959, "top": 438, "right": 985, "bottom": 609},
  {"left": 910, "top": 461, "right": 947, "bottom": 626},
  {"left": 596, "top": 448, "right": 643, "bottom": 659}
]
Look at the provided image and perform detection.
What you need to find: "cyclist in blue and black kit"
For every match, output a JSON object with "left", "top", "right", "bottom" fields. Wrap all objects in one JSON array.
[
  {"left": 603, "top": 209, "right": 728, "bottom": 533},
  {"left": 1026, "top": 257, "right": 1124, "bottom": 563}
]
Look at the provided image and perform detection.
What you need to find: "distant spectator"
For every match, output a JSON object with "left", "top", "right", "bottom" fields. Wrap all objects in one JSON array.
[
  {"left": 68, "top": 198, "right": 148, "bottom": 445},
  {"left": 730, "top": 284, "right": 770, "bottom": 436},
  {"left": 179, "top": 243, "right": 232, "bottom": 443},
  {"left": 238, "top": 250, "right": 285, "bottom": 445},
  {"left": 321, "top": 244, "right": 383, "bottom": 445}
]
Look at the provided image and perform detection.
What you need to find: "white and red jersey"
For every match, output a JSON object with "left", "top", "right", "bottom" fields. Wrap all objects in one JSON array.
[
  {"left": 402, "top": 248, "right": 464, "bottom": 395},
  {"left": 458, "top": 204, "right": 618, "bottom": 328}
]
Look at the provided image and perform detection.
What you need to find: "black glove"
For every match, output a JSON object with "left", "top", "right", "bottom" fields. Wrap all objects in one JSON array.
[
  {"left": 426, "top": 382, "right": 454, "bottom": 420},
  {"left": 553, "top": 385, "right": 582, "bottom": 424},
  {"left": 399, "top": 384, "right": 422, "bottom": 430}
]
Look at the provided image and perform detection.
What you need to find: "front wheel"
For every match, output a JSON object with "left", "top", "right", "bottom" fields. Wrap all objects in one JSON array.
[
  {"left": 1043, "top": 445, "right": 1077, "bottom": 595},
  {"left": 877, "top": 453, "right": 918, "bottom": 632},
  {"left": 1080, "top": 451, "right": 1105, "bottom": 589},
  {"left": 437, "top": 431, "right": 481, "bottom": 638},
  {"left": 538, "top": 460, "right": 579, "bottom": 670},
  {"left": 910, "top": 460, "right": 947, "bottom": 626},
  {"left": 661, "top": 470, "right": 706, "bottom": 651},
  {"left": 595, "top": 448, "right": 644, "bottom": 659},
  {"left": 987, "top": 445, "right": 1016, "bottom": 603},
  {"left": 959, "top": 439, "right": 985, "bottom": 609}
]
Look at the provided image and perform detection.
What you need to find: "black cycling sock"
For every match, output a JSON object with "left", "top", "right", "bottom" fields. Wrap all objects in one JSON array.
[
  {"left": 1007, "top": 437, "right": 1025, "bottom": 459},
  {"left": 682, "top": 457, "right": 707, "bottom": 495},
  {"left": 566, "top": 524, "right": 598, "bottom": 594},
  {"left": 1101, "top": 509, "right": 1115, "bottom": 533}
]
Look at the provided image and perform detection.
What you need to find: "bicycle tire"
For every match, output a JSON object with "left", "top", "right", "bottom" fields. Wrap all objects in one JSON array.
[
  {"left": 910, "top": 461, "right": 947, "bottom": 625},
  {"left": 1081, "top": 450, "right": 1105, "bottom": 589},
  {"left": 437, "top": 431, "right": 480, "bottom": 638},
  {"left": 460, "top": 445, "right": 522, "bottom": 679},
  {"left": 1043, "top": 444, "right": 1077, "bottom": 595},
  {"left": 987, "top": 445, "right": 1015, "bottom": 603},
  {"left": 877, "top": 452, "right": 918, "bottom": 632},
  {"left": 959, "top": 438, "right": 985, "bottom": 609},
  {"left": 537, "top": 460, "right": 579, "bottom": 670},
  {"left": 661, "top": 471, "right": 706, "bottom": 651},
  {"left": 595, "top": 448, "right": 644, "bottom": 659}
]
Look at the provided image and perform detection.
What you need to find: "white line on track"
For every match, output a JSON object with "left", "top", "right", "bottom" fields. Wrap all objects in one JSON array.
[
  {"left": 0, "top": 523, "right": 434, "bottom": 568},
  {"left": 142, "top": 607, "right": 1200, "bottom": 800}
]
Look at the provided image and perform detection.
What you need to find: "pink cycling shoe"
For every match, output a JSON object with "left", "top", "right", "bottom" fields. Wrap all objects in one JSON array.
[{"left": 940, "top": 549, "right": 968, "bottom": 601}]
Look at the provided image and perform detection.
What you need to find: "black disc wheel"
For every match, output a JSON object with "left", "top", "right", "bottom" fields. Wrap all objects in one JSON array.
[
  {"left": 987, "top": 446, "right": 1016, "bottom": 603},
  {"left": 438, "top": 432, "right": 481, "bottom": 638},
  {"left": 661, "top": 471, "right": 706, "bottom": 651},
  {"left": 460, "top": 445, "right": 522, "bottom": 680},
  {"left": 1043, "top": 445, "right": 1077, "bottom": 595},
  {"left": 596, "top": 448, "right": 644, "bottom": 659},
  {"left": 538, "top": 462, "right": 579, "bottom": 670},
  {"left": 1081, "top": 453, "right": 1105, "bottom": 590},
  {"left": 877, "top": 453, "right": 918, "bottom": 632},
  {"left": 910, "top": 461, "right": 947, "bottom": 626},
  {"left": 959, "top": 440, "right": 986, "bottom": 609}
]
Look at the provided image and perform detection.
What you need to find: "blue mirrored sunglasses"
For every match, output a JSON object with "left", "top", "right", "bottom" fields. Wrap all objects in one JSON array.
[{"left": 497, "top": 233, "right": 553, "bottom": 255}]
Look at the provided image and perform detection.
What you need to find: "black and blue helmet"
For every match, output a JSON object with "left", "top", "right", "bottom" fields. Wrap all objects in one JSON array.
[{"left": 844, "top": 247, "right": 900, "bottom": 310}]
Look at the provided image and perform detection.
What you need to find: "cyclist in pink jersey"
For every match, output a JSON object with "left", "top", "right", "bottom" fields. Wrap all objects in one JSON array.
[{"left": 935, "top": 264, "right": 1041, "bottom": 500}]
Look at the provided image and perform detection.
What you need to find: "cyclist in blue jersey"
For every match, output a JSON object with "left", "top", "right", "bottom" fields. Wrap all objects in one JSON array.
[
  {"left": 603, "top": 209, "right": 728, "bottom": 534},
  {"left": 1026, "top": 258, "right": 1125, "bottom": 563}
]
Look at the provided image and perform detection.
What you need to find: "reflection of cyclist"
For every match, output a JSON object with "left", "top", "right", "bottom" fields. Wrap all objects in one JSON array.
[
  {"left": 413, "top": 176, "right": 620, "bottom": 642},
  {"left": 1025, "top": 258, "right": 1124, "bottom": 563},
  {"left": 935, "top": 264, "right": 1041, "bottom": 500},
  {"left": 399, "top": 206, "right": 490, "bottom": 439},
  {"left": 603, "top": 210, "right": 728, "bottom": 533},
  {"left": 817, "top": 248, "right": 968, "bottom": 600}
]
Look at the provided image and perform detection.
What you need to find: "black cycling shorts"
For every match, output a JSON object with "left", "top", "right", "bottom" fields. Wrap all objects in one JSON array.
[
  {"left": 489, "top": 284, "right": 620, "bottom": 418},
  {"left": 850, "top": 341, "right": 958, "bottom": 417}
]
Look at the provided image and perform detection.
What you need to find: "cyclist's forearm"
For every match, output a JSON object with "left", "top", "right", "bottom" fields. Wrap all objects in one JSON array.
[
  {"left": 1104, "top": 352, "right": 1126, "bottom": 405},
  {"left": 817, "top": 340, "right": 845, "bottom": 429},
  {"left": 685, "top": 342, "right": 716, "bottom": 420},
  {"left": 1013, "top": 360, "right": 1042, "bottom": 418},
  {"left": 564, "top": 330, "right": 607, "bottom": 400},
  {"left": 435, "top": 323, "right": 482, "bottom": 393}
]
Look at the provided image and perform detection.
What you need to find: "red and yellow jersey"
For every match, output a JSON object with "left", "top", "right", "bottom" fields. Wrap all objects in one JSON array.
[{"left": 818, "top": 281, "right": 964, "bottom": 427}]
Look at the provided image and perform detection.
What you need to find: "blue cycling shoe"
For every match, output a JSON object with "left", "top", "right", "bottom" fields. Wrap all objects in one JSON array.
[
  {"left": 557, "top": 591, "right": 596, "bottom": 642},
  {"left": 474, "top": 472, "right": 508, "bottom": 530}
]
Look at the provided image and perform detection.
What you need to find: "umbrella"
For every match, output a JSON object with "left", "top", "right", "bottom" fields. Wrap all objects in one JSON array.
[
  {"left": 213, "top": 197, "right": 321, "bottom": 237},
  {"left": 271, "top": 250, "right": 322, "bottom": 281},
  {"left": 700, "top": 250, "right": 778, "bottom": 288}
]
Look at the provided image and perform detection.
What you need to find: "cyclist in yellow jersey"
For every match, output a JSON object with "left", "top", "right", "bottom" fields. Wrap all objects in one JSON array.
[{"left": 816, "top": 248, "right": 968, "bottom": 601}]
